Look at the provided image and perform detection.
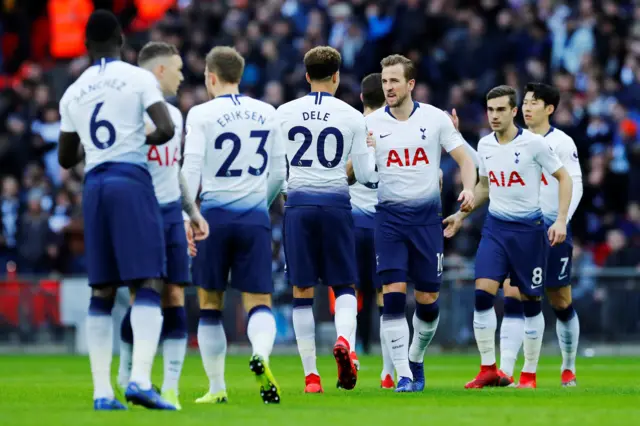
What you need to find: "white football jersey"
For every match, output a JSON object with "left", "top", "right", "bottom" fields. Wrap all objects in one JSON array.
[
  {"left": 478, "top": 128, "right": 564, "bottom": 222},
  {"left": 276, "top": 92, "right": 372, "bottom": 208},
  {"left": 59, "top": 58, "right": 165, "bottom": 172},
  {"left": 183, "top": 94, "right": 283, "bottom": 225},
  {"left": 539, "top": 127, "right": 582, "bottom": 222},
  {"left": 350, "top": 173, "right": 379, "bottom": 227},
  {"left": 146, "top": 103, "right": 183, "bottom": 205},
  {"left": 365, "top": 102, "right": 464, "bottom": 224}
]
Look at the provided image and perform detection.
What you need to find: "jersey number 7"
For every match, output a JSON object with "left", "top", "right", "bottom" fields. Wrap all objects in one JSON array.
[
  {"left": 215, "top": 130, "right": 269, "bottom": 177},
  {"left": 289, "top": 126, "right": 344, "bottom": 168}
]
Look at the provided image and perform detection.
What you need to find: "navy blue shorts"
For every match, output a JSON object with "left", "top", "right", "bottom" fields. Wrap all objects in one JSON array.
[
  {"left": 374, "top": 218, "right": 443, "bottom": 293},
  {"left": 161, "top": 201, "right": 190, "bottom": 286},
  {"left": 355, "top": 226, "right": 381, "bottom": 290},
  {"left": 192, "top": 210, "right": 272, "bottom": 294},
  {"left": 283, "top": 206, "right": 357, "bottom": 288},
  {"left": 83, "top": 163, "right": 165, "bottom": 287},
  {"left": 475, "top": 214, "right": 548, "bottom": 297}
]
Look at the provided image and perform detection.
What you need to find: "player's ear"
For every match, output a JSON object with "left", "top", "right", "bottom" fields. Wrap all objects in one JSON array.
[
  {"left": 359, "top": 93, "right": 363, "bottom": 103},
  {"left": 546, "top": 104, "right": 555, "bottom": 116},
  {"left": 512, "top": 106, "right": 518, "bottom": 117},
  {"left": 305, "top": 73, "right": 311, "bottom": 85},
  {"left": 408, "top": 79, "right": 416, "bottom": 91}
]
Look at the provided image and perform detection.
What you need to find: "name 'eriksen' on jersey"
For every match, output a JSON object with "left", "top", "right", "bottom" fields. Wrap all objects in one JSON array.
[{"left": 217, "top": 109, "right": 268, "bottom": 127}]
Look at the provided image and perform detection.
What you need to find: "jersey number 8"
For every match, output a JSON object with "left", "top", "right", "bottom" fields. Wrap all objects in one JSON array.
[
  {"left": 90, "top": 102, "right": 116, "bottom": 149},
  {"left": 289, "top": 126, "right": 344, "bottom": 168}
]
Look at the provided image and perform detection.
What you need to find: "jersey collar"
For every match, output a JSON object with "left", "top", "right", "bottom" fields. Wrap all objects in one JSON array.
[
  {"left": 384, "top": 101, "right": 420, "bottom": 120},
  {"left": 92, "top": 57, "right": 119, "bottom": 67},
  {"left": 544, "top": 126, "right": 555, "bottom": 137},
  {"left": 217, "top": 94, "right": 244, "bottom": 105},
  {"left": 308, "top": 91, "right": 333, "bottom": 105},
  {"left": 494, "top": 126, "right": 523, "bottom": 143}
]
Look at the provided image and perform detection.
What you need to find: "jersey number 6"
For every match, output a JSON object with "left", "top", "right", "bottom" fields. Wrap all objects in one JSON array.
[
  {"left": 90, "top": 102, "right": 116, "bottom": 149},
  {"left": 289, "top": 126, "right": 344, "bottom": 168}
]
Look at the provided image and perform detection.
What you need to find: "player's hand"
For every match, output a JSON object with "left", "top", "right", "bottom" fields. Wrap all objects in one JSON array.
[
  {"left": 184, "top": 221, "right": 197, "bottom": 257},
  {"left": 366, "top": 131, "right": 376, "bottom": 149},
  {"left": 457, "top": 188, "right": 475, "bottom": 212},
  {"left": 446, "top": 108, "right": 460, "bottom": 132},
  {"left": 548, "top": 220, "right": 567, "bottom": 247},
  {"left": 443, "top": 212, "right": 464, "bottom": 238},
  {"left": 190, "top": 212, "right": 210, "bottom": 241}
]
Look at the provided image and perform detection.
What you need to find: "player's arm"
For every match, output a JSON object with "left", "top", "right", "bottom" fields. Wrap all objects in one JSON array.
[
  {"left": 537, "top": 138, "right": 572, "bottom": 246},
  {"left": 557, "top": 141, "right": 583, "bottom": 222},
  {"left": 351, "top": 116, "right": 377, "bottom": 184},
  {"left": 57, "top": 94, "right": 85, "bottom": 169},
  {"left": 181, "top": 109, "right": 206, "bottom": 237},
  {"left": 441, "top": 110, "right": 476, "bottom": 211},
  {"left": 266, "top": 119, "right": 287, "bottom": 207},
  {"left": 139, "top": 70, "right": 175, "bottom": 145}
]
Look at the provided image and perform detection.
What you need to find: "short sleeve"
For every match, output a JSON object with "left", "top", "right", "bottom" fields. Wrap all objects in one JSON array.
[
  {"left": 478, "top": 153, "right": 488, "bottom": 177},
  {"left": 59, "top": 92, "right": 76, "bottom": 132},
  {"left": 439, "top": 109, "right": 464, "bottom": 153},
  {"left": 556, "top": 138, "right": 582, "bottom": 178},
  {"left": 350, "top": 113, "right": 368, "bottom": 156},
  {"left": 533, "top": 136, "right": 563, "bottom": 175},
  {"left": 184, "top": 107, "right": 206, "bottom": 158},
  {"left": 138, "top": 70, "right": 165, "bottom": 110}
]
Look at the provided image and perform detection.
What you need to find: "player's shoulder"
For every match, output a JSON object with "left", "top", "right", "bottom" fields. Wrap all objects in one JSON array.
[
  {"left": 478, "top": 132, "right": 497, "bottom": 148},
  {"left": 364, "top": 106, "right": 388, "bottom": 124},
  {"left": 546, "top": 127, "right": 577, "bottom": 149},
  {"left": 166, "top": 102, "right": 183, "bottom": 122},
  {"left": 186, "top": 100, "right": 214, "bottom": 122},
  {"left": 241, "top": 95, "right": 277, "bottom": 115}
]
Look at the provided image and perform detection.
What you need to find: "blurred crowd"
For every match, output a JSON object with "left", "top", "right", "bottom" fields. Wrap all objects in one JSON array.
[{"left": 0, "top": 0, "right": 639, "bottom": 278}]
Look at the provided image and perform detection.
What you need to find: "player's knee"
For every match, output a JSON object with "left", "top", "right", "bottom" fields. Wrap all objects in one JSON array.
[
  {"left": 91, "top": 285, "right": 117, "bottom": 300},
  {"left": 475, "top": 278, "right": 500, "bottom": 294},
  {"left": 242, "top": 292, "right": 271, "bottom": 312},
  {"left": 546, "top": 287, "right": 572, "bottom": 311},
  {"left": 522, "top": 298, "right": 542, "bottom": 317},
  {"left": 162, "top": 284, "right": 185, "bottom": 307},
  {"left": 199, "top": 288, "right": 223, "bottom": 310},
  {"left": 503, "top": 280, "right": 521, "bottom": 299},
  {"left": 414, "top": 296, "right": 440, "bottom": 323},
  {"left": 382, "top": 291, "right": 406, "bottom": 317},
  {"left": 415, "top": 291, "right": 438, "bottom": 305},
  {"left": 333, "top": 285, "right": 356, "bottom": 298},
  {"left": 503, "top": 296, "right": 524, "bottom": 318},
  {"left": 376, "top": 290, "right": 384, "bottom": 307},
  {"left": 474, "top": 289, "right": 496, "bottom": 312},
  {"left": 293, "top": 286, "right": 314, "bottom": 299},
  {"left": 136, "top": 278, "right": 164, "bottom": 293},
  {"left": 89, "top": 288, "right": 116, "bottom": 316}
]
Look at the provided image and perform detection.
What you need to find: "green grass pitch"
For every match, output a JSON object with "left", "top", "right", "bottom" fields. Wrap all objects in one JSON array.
[{"left": 1, "top": 354, "right": 639, "bottom": 426}]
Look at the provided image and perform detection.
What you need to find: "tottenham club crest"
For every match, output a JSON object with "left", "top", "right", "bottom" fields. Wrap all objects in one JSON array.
[
  {"left": 514, "top": 151, "right": 520, "bottom": 164},
  {"left": 420, "top": 128, "right": 427, "bottom": 140}
]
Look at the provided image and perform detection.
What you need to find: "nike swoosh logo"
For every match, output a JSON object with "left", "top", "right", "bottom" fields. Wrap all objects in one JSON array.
[
  {"left": 558, "top": 274, "right": 568, "bottom": 280},
  {"left": 531, "top": 284, "right": 542, "bottom": 289},
  {"left": 485, "top": 156, "right": 492, "bottom": 159},
  {"left": 391, "top": 338, "right": 401, "bottom": 343},
  {"left": 380, "top": 133, "right": 391, "bottom": 138}
]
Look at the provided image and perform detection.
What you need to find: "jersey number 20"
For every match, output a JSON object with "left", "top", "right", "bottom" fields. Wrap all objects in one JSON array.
[
  {"left": 289, "top": 126, "right": 344, "bottom": 168},
  {"left": 90, "top": 102, "right": 116, "bottom": 149},
  {"left": 215, "top": 131, "right": 269, "bottom": 177}
]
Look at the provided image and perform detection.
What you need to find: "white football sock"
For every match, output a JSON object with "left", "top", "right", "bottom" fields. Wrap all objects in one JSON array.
[
  {"left": 522, "top": 312, "right": 545, "bottom": 373},
  {"left": 380, "top": 314, "right": 394, "bottom": 379},
  {"left": 129, "top": 294, "right": 163, "bottom": 390},
  {"left": 247, "top": 307, "right": 276, "bottom": 361},
  {"left": 198, "top": 315, "right": 227, "bottom": 394},
  {"left": 382, "top": 316, "right": 412, "bottom": 379},
  {"left": 334, "top": 293, "right": 357, "bottom": 345},
  {"left": 349, "top": 326, "right": 357, "bottom": 353},
  {"left": 557, "top": 313, "right": 579, "bottom": 373},
  {"left": 408, "top": 312, "right": 439, "bottom": 363},
  {"left": 162, "top": 338, "right": 187, "bottom": 393},
  {"left": 292, "top": 305, "right": 318, "bottom": 376},
  {"left": 87, "top": 312, "right": 114, "bottom": 400},
  {"left": 474, "top": 308, "right": 497, "bottom": 366},
  {"left": 499, "top": 316, "right": 524, "bottom": 377},
  {"left": 117, "top": 341, "right": 132, "bottom": 389}
]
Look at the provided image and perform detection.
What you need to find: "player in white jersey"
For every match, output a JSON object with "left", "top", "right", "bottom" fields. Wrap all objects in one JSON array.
[
  {"left": 277, "top": 46, "right": 377, "bottom": 393},
  {"left": 181, "top": 47, "right": 286, "bottom": 405},
  {"left": 495, "top": 83, "right": 583, "bottom": 387},
  {"left": 442, "top": 85, "right": 573, "bottom": 389},
  {"left": 365, "top": 55, "right": 477, "bottom": 393},
  {"left": 116, "top": 42, "right": 208, "bottom": 409},
  {"left": 57, "top": 10, "right": 180, "bottom": 410}
]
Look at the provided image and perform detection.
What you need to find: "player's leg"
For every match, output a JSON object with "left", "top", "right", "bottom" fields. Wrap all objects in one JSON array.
[
  {"left": 375, "top": 219, "right": 413, "bottom": 391},
  {"left": 545, "top": 239, "right": 579, "bottom": 386},
  {"left": 406, "top": 224, "right": 443, "bottom": 391},
  {"left": 233, "top": 224, "right": 280, "bottom": 403},
  {"left": 465, "top": 228, "right": 511, "bottom": 389},
  {"left": 81, "top": 176, "right": 125, "bottom": 410},
  {"left": 158, "top": 216, "right": 191, "bottom": 408},
  {"left": 192, "top": 217, "right": 230, "bottom": 404},
  {"left": 498, "top": 279, "right": 523, "bottom": 383},
  {"left": 196, "top": 288, "right": 228, "bottom": 403},
  {"left": 284, "top": 207, "right": 323, "bottom": 392},
  {"left": 321, "top": 207, "right": 359, "bottom": 390},
  {"left": 160, "top": 284, "right": 187, "bottom": 408},
  {"left": 377, "top": 289, "right": 395, "bottom": 388},
  {"left": 508, "top": 227, "right": 549, "bottom": 389},
  {"left": 117, "top": 291, "right": 135, "bottom": 392}
]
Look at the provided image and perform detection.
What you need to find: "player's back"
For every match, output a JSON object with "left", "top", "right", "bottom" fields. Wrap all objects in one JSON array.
[
  {"left": 365, "top": 103, "right": 462, "bottom": 225},
  {"left": 539, "top": 127, "right": 581, "bottom": 223},
  {"left": 146, "top": 103, "right": 183, "bottom": 205},
  {"left": 478, "top": 128, "right": 562, "bottom": 224},
  {"left": 60, "top": 59, "right": 164, "bottom": 175},
  {"left": 187, "top": 94, "right": 276, "bottom": 227},
  {"left": 277, "top": 92, "right": 367, "bottom": 208}
]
